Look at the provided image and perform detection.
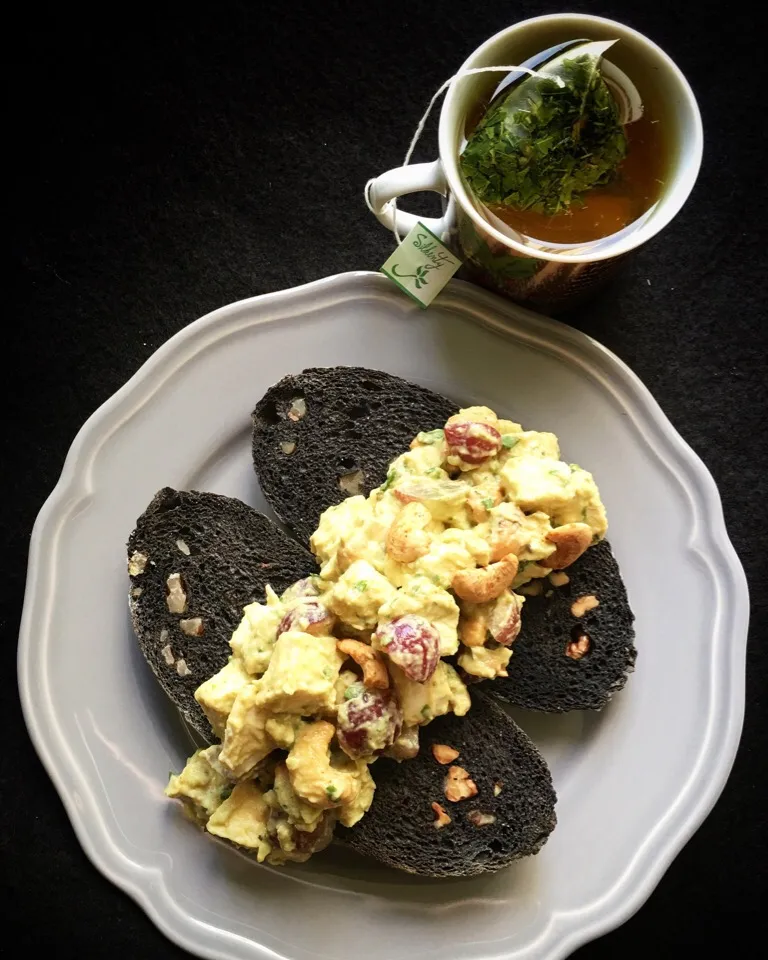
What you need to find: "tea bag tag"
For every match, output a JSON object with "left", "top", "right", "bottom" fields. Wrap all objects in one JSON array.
[{"left": 380, "top": 222, "right": 462, "bottom": 308}]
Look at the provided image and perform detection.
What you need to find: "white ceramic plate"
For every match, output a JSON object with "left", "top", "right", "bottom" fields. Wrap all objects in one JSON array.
[{"left": 18, "top": 272, "right": 748, "bottom": 960}]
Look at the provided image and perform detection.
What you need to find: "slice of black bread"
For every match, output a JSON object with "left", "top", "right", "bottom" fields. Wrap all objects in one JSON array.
[
  {"left": 127, "top": 488, "right": 317, "bottom": 740},
  {"left": 251, "top": 367, "right": 458, "bottom": 544},
  {"left": 338, "top": 691, "right": 556, "bottom": 877},
  {"left": 487, "top": 539, "right": 636, "bottom": 712}
]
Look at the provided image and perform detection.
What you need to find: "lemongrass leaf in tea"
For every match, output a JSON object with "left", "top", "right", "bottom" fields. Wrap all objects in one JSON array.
[{"left": 460, "top": 40, "right": 628, "bottom": 217}]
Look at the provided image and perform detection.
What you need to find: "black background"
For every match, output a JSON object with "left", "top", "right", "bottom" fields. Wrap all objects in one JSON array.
[{"left": 6, "top": 1, "right": 767, "bottom": 957}]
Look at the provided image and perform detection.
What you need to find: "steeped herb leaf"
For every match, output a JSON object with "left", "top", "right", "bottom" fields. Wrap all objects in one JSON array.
[{"left": 460, "top": 45, "right": 627, "bottom": 216}]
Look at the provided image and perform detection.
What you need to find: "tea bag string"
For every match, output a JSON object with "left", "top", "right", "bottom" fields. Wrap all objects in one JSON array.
[{"left": 364, "top": 65, "right": 563, "bottom": 246}]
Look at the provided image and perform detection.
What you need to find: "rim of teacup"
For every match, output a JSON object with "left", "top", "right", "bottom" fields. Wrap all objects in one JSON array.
[{"left": 440, "top": 13, "right": 703, "bottom": 264}]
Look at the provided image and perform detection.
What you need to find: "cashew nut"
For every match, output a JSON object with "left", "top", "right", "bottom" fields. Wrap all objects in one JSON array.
[
  {"left": 458, "top": 613, "right": 488, "bottom": 647},
  {"left": 286, "top": 721, "right": 360, "bottom": 808},
  {"left": 336, "top": 639, "right": 389, "bottom": 689},
  {"left": 545, "top": 522, "right": 592, "bottom": 569},
  {"left": 452, "top": 554, "right": 519, "bottom": 603},
  {"left": 386, "top": 501, "right": 431, "bottom": 563}
]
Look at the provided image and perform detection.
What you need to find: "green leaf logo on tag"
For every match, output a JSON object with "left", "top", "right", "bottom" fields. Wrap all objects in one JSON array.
[
  {"left": 381, "top": 222, "right": 462, "bottom": 308},
  {"left": 391, "top": 263, "right": 431, "bottom": 289}
]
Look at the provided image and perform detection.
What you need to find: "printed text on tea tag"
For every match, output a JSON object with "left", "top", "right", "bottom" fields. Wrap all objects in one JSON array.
[{"left": 380, "top": 223, "right": 462, "bottom": 308}]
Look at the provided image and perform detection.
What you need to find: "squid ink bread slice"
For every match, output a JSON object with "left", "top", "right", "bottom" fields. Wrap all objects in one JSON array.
[
  {"left": 251, "top": 367, "right": 458, "bottom": 544},
  {"left": 127, "top": 488, "right": 317, "bottom": 740},
  {"left": 338, "top": 692, "right": 556, "bottom": 877},
  {"left": 488, "top": 539, "right": 636, "bottom": 712}
]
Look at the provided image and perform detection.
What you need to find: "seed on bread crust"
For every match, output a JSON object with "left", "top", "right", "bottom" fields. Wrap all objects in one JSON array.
[
  {"left": 180, "top": 617, "right": 204, "bottom": 636},
  {"left": 128, "top": 551, "right": 148, "bottom": 576},
  {"left": 432, "top": 744, "right": 460, "bottom": 764},
  {"left": 166, "top": 573, "right": 187, "bottom": 614},
  {"left": 444, "top": 765, "right": 478, "bottom": 802},
  {"left": 467, "top": 810, "right": 496, "bottom": 827},
  {"left": 431, "top": 801, "right": 452, "bottom": 829},
  {"left": 549, "top": 571, "right": 570, "bottom": 587},
  {"left": 571, "top": 594, "right": 600, "bottom": 617},
  {"left": 287, "top": 398, "right": 306, "bottom": 421},
  {"left": 566, "top": 632, "right": 591, "bottom": 660}
]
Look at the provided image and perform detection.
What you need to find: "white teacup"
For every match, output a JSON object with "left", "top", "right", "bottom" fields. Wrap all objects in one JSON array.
[{"left": 367, "top": 14, "right": 703, "bottom": 312}]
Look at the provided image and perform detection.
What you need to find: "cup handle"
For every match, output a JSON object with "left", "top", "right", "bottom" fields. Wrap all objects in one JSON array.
[{"left": 366, "top": 160, "right": 448, "bottom": 238}]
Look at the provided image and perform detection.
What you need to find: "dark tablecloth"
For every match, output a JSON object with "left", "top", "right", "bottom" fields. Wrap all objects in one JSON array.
[{"left": 7, "top": 2, "right": 766, "bottom": 957}]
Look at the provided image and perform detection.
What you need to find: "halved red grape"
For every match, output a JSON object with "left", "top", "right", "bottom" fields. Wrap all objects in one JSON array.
[
  {"left": 337, "top": 687, "right": 402, "bottom": 759},
  {"left": 444, "top": 421, "right": 501, "bottom": 465},
  {"left": 375, "top": 614, "right": 440, "bottom": 683},
  {"left": 487, "top": 591, "right": 522, "bottom": 646},
  {"left": 278, "top": 599, "right": 334, "bottom": 636}
]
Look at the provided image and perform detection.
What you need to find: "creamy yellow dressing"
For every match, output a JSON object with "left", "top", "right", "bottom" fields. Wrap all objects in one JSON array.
[
  {"left": 168, "top": 405, "right": 607, "bottom": 865},
  {"left": 165, "top": 745, "right": 232, "bottom": 824},
  {"left": 458, "top": 644, "right": 513, "bottom": 679},
  {"left": 390, "top": 660, "right": 471, "bottom": 726},
  {"left": 254, "top": 632, "right": 343, "bottom": 715},
  {"left": 206, "top": 781, "right": 273, "bottom": 860}
]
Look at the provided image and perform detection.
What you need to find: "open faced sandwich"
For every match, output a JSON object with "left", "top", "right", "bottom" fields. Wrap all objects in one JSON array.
[{"left": 127, "top": 367, "right": 635, "bottom": 876}]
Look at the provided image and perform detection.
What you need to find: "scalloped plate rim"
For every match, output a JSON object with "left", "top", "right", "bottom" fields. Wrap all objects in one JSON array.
[{"left": 17, "top": 271, "right": 748, "bottom": 960}]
